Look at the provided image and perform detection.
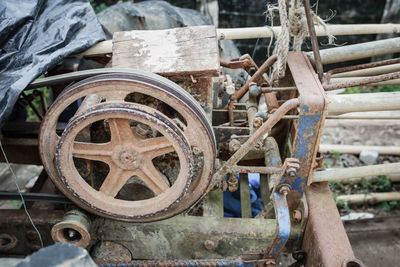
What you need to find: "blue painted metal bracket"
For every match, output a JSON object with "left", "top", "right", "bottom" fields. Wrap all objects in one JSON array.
[
  {"left": 264, "top": 191, "right": 291, "bottom": 259},
  {"left": 286, "top": 52, "right": 328, "bottom": 208}
]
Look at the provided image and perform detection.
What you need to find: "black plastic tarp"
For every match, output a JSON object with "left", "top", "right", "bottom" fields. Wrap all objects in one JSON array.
[{"left": 0, "top": 0, "right": 105, "bottom": 127}]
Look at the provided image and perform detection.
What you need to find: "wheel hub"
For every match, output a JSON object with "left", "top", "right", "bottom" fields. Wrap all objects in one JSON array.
[{"left": 114, "top": 148, "right": 138, "bottom": 170}]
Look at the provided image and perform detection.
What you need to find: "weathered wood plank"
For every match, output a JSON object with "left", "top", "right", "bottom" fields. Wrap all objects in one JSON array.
[{"left": 112, "top": 26, "right": 219, "bottom": 78}]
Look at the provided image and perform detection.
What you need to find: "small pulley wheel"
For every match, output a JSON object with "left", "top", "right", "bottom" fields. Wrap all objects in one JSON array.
[{"left": 55, "top": 102, "right": 193, "bottom": 220}]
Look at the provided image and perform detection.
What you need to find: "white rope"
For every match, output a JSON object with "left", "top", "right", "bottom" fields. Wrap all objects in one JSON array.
[{"left": 268, "top": 0, "right": 336, "bottom": 84}]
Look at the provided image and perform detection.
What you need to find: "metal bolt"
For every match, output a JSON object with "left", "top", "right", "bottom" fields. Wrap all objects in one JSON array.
[
  {"left": 293, "top": 210, "right": 302, "bottom": 224},
  {"left": 204, "top": 240, "right": 215, "bottom": 251},
  {"left": 228, "top": 139, "right": 241, "bottom": 153},
  {"left": 278, "top": 184, "right": 291, "bottom": 196},
  {"left": 253, "top": 117, "right": 263, "bottom": 128}
]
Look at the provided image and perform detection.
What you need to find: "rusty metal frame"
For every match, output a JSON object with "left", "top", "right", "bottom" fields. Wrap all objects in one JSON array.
[
  {"left": 286, "top": 52, "right": 327, "bottom": 210},
  {"left": 302, "top": 182, "right": 362, "bottom": 267}
]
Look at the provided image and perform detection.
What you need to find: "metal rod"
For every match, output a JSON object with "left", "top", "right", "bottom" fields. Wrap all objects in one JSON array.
[
  {"left": 331, "top": 63, "right": 400, "bottom": 78},
  {"left": 262, "top": 86, "right": 297, "bottom": 92},
  {"left": 312, "top": 162, "right": 400, "bottom": 183},
  {"left": 326, "top": 57, "right": 400, "bottom": 77},
  {"left": 303, "top": 0, "right": 324, "bottom": 81},
  {"left": 319, "top": 144, "right": 400, "bottom": 155},
  {"left": 234, "top": 55, "right": 277, "bottom": 102},
  {"left": 324, "top": 71, "right": 400, "bottom": 91},
  {"left": 214, "top": 99, "right": 299, "bottom": 183},
  {"left": 226, "top": 166, "right": 281, "bottom": 174},
  {"left": 280, "top": 115, "right": 400, "bottom": 120}
]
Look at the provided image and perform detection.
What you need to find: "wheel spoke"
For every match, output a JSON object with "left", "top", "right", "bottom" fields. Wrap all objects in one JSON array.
[
  {"left": 137, "top": 163, "right": 170, "bottom": 195},
  {"left": 99, "top": 166, "right": 133, "bottom": 197},
  {"left": 108, "top": 118, "right": 141, "bottom": 145},
  {"left": 72, "top": 142, "right": 112, "bottom": 164},
  {"left": 141, "top": 136, "right": 175, "bottom": 158}
]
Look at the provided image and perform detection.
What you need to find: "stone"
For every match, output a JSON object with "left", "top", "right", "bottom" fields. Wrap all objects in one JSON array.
[{"left": 359, "top": 149, "right": 379, "bottom": 165}]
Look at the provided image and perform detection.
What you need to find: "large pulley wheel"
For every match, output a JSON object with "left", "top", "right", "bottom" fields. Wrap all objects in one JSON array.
[
  {"left": 39, "top": 71, "right": 216, "bottom": 221},
  {"left": 56, "top": 103, "right": 193, "bottom": 220}
]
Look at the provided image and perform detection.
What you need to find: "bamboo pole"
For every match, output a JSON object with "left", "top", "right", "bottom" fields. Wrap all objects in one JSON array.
[
  {"left": 319, "top": 144, "right": 400, "bottom": 155},
  {"left": 331, "top": 63, "right": 400, "bottom": 78},
  {"left": 308, "top": 37, "right": 400, "bottom": 65},
  {"left": 312, "top": 163, "right": 400, "bottom": 183},
  {"left": 76, "top": 24, "right": 400, "bottom": 57},
  {"left": 329, "top": 77, "right": 400, "bottom": 87},
  {"left": 337, "top": 192, "right": 400, "bottom": 204},
  {"left": 216, "top": 24, "right": 400, "bottom": 40},
  {"left": 327, "top": 92, "right": 400, "bottom": 114},
  {"left": 329, "top": 174, "right": 400, "bottom": 184}
]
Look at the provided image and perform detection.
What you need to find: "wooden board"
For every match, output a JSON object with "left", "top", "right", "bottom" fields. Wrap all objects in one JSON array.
[{"left": 112, "top": 26, "right": 219, "bottom": 79}]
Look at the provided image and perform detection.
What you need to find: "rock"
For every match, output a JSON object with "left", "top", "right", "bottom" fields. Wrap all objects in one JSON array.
[
  {"left": 341, "top": 212, "right": 374, "bottom": 221},
  {"left": 359, "top": 149, "right": 379, "bottom": 165}
]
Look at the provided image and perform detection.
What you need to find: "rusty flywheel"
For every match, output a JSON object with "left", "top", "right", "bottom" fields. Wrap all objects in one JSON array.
[{"left": 39, "top": 71, "right": 216, "bottom": 222}]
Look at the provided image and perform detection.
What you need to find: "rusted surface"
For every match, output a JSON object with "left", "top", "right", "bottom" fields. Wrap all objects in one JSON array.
[
  {"left": 324, "top": 57, "right": 400, "bottom": 83},
  {"left": 286, "top": 52, "right": 327, "bottom": 210},
  {"left": 100, "top": 215, "right": 278, "bottom": 260},
  {"left": 303, "top": 0, "right": 324, "bottom": 81},
  {"left": 226, "top": 166, "right": 281, "bottom": 174},
  {"left": 51, "top": 209, "right": 91, "bottom": 248},
  {"left": 56, "top": 103, "right": 193, "bottom": 220},
  {"left": 234, "top": 55, "right": 278, "bottom": 102},
  {"left": 302, "top": 182, "right": 364, "bottom": 267},
  {"left": 92, "top": 241, "right": 132, "bottom": 264},
  {"left": 264, "top": 92, "right": 279, "bottom": 113},
  {"left": 0, "top": 233, "right": 18, "bottom": 252},
  {"left": 97, "top": 258, "right": 276, "bottom": 267},
  {"left": 39, "top": 72, "right": 215, "bottom": 222},
  {"left": 180, "top": 77, "right": 213, "bottom": 121},
  {"left": 324, "top": 71, "right": 400, "bottom": 91},
  {"left": 214, "top": 98, "right": 299, "bottom": 184},
  {"left": 0, "top": 210, "right": 63, "bottom": 255}
]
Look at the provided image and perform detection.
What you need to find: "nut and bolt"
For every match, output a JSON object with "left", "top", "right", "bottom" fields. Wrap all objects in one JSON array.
[
  {"left": 227, "top": 175, "right": 239, "bottom": 192},
  {"left": 228, "top": 139, "right": 241, "bottom": 153},
  {"left": 253, "top": 117, "right": 263, "bottom": 128},
  {"left": 278, "top": 184, "right": 291, "bottom": 196},
  {"left": 292, "top": 210, "right": 302, "bottom": 224},
  {"left": 204, "top": 240, "right": 215, "bottom": 251}
]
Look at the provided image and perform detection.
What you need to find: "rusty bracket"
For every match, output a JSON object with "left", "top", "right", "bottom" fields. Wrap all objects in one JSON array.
[
  {"left": 286, "top": 52, "right": 327, "bottom": 210},
  {"left": 220, "top": 53, "right": 258, "bottom": 75}
]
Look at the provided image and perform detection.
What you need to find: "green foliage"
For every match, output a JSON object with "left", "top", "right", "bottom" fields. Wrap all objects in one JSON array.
[
  {"left": 89, "top": 0, "right": 107, "bottom": 14},
  {"left": 23, "top": 87, "right": 49, "bottom": 122},
  {"left": 374, "top": 175, "right": 392, "bottom": 192},
  {"left": 332, "top": 181, "right": 344, "bottom": 191},
  {"left": 378, "top": 201, "right": 398, "bottom": 212},
  {"left": 336, "top": 199, "right": 351, "bottom": 214},
  {"left": 344, "top": 85, "right": 400, "bottom": 94},
  {"left": 330, "top": 150, "right": 341, "bottom": 159}
]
